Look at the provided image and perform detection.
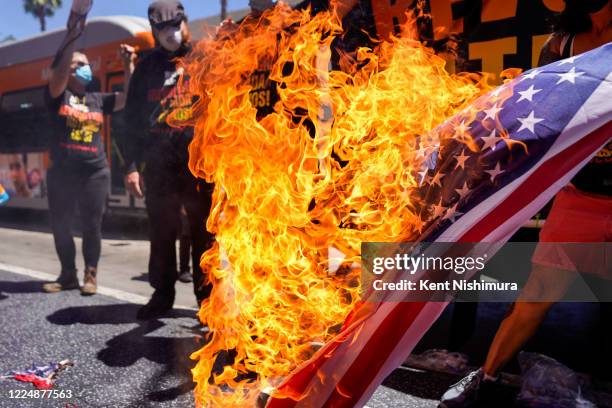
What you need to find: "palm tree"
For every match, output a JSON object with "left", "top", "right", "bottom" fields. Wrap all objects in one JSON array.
[
  {"left": 0, "top": 34, "right": 16, "bottom": 43},
  {"left": 220, "top": 0, "right": 227, "bottom": 20},
  {"left": 23, "top": 0, "right": 63, "bottom": 32}
]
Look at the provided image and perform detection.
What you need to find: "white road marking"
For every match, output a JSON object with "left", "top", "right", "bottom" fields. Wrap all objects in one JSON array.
[{"left": 0, "top": 261, "right": 198, "bottom": 311}]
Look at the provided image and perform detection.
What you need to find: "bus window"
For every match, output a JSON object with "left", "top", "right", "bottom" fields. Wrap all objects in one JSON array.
[
  {"left": 0, "top": 87, "right": 50, "bottom": 154},
  {"left": 1, "top": 87, "right": 46, "bottom": 112}
]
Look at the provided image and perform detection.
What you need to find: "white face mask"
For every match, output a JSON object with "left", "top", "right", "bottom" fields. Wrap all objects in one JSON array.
[{"left": 158, "top": 26, "right": 183, "bottom": 52}]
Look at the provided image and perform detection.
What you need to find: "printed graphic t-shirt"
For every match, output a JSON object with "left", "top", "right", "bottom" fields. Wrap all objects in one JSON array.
[
  {"left": 46, "top": 88, "right": 115, "bottom": 169},
  {"left": 248, "top": 57, "right": 280, "bottom": 120},
  {"left": 122, "top": 47, "right": 196, "bottom": 175}
]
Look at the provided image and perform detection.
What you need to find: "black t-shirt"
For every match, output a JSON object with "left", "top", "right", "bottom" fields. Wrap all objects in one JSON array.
[
  {"left": 572, "top": 139, "right": 612, "bottom": 196},
  {"left": 122, "top": 47, "right": 195, "bottom": 175},
  {"left": 233, "top": 13, "right": 282, "bottom": 120},
  {"left": 46, "top": 88, "right": 115, "bottom": 169}
]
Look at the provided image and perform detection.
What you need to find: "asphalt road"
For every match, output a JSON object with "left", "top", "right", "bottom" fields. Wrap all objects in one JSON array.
[
  {"left": 0, "top": 269, "right": 201, "bottom": 408},
  {"left": 1, "top": 218, "right": 611, "bottom": 408},
  {"left": 4, "top": 264, "right": 609, "bottom": 408},
  {"left": 0, "top": 269, "right": 445, "bottom": 408},
  {"left": 0, "top": 220, "right": 443, "bottom": 407}
]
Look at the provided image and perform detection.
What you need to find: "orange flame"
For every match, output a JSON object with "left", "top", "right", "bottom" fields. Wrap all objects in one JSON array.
[{"left": 180, "top": 4, "right": 496, "bottom": 406}]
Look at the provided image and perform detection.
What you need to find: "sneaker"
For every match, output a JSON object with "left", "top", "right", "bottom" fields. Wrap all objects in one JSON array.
[
  {"left": 136, "top": 290, "right": 174, "bottom": 320},
  {"left": 42, "top": 277, "right": 79, "bottom": 293},
  {"left": 439, "top": 368, "right": 491, "bottom": 408},
  {"left": 81, "top": 266, "right": 97, "bottom": 296},
  {"left": 178, "top": 270, "right": 193, "bottom": 283}
]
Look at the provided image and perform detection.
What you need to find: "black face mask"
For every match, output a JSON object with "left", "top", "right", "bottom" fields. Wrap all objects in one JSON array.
[{"left": 582, "top": 0, "right": 609, "bottom": 13}]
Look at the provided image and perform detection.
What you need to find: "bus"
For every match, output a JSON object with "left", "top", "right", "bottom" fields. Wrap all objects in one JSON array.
[
  {"left": 0, "top": 16, "right": 154, "bottom": 214},
  {"left": 0, "top": 0, "right": 560, "bottom": 220},
  {"left": 0, "top": 10, "right": 254, "bottom": 216}
]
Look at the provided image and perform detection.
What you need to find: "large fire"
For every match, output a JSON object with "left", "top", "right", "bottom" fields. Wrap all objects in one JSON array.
[{"left": 179, "top": 3, "right": 495, "bottom": 407}]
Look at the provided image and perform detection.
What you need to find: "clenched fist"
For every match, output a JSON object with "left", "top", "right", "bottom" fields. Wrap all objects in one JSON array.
[{"left": 71, "top": 0, "right": 93, "bottom": 16}]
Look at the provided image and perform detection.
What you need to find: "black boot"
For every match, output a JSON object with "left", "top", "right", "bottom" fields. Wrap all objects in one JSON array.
[{"left": 137, "top": 289, "right": 175, "bottom": 320}]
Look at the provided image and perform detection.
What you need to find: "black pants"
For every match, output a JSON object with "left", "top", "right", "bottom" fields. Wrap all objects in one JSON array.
[
  {"left": 179, "top": 209, "right": 191, "bottom": 273},
  {"left": 145, "top": 163, "right": 215, "bottom": 305},
  {"left": 47, "top": 166, "right": 110, "bottom": 280}
]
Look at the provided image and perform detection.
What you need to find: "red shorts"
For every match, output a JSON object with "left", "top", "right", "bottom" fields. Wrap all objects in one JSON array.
[{"left": 532, "top": 184, "right": 612, "bottom": 277}]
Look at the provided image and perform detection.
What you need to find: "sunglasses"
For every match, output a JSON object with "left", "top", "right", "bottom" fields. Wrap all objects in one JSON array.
[{"left": 152, "top": 16, "right": 185, "bottom": 31}]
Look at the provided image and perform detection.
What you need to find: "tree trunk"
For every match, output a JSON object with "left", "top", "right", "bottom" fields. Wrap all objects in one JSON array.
[
  {"left": 220, "top": 0, "right": 227, "bottom": 20},
  {"left": 38, "top": 6, "right": 46, "bottom": 32}
]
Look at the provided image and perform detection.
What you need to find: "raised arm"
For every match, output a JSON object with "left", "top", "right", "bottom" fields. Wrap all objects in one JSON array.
[
  {"left": 113, "top": 44, "right": 137, "bottom": 112},
  {"left": 48, "top": 0, "right": 93, "bottom": 98}
]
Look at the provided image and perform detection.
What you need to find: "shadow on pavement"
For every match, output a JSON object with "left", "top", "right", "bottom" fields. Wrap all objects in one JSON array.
[
  {"left": 0, "top": 279, "right": 45, "bottom": 297},
  {"left": 146, "top": 366, "right": 195, "bottom": 403},
  {"left": 131, "top": 272, "right": 149, "bottom": 282},
  {"left": 46, "top": 304, "right": 209, "bottom": 402}
]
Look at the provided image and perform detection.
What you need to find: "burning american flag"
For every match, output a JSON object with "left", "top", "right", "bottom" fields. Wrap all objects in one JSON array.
[
  {"left": 266, "top": 43, "right": 612, "bottom": 408},
  {"left": 179, "top": 4, "right": 611, "bottom": 406}
]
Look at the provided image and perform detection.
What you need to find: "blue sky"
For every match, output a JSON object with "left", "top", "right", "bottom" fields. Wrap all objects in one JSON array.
[{"left": 0, "top": 0, "right": 252, "bottom": 40}]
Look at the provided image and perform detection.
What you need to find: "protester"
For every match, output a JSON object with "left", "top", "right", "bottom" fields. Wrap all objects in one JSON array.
[
  {"left": 218, "top": 0, "right": 280, "bottom": 118},
  {"left": 122, "top": 0, "right": 215, "bottom": 319},
  {"left": 42, "top": 0, "right": 136, "bottom": 296},
  {"left": 439, "top": 1, "right": 612, "bottom": 406}
]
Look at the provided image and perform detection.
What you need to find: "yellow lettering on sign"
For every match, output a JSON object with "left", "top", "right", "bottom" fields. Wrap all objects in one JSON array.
[
  {"left": 469, "top": 37, "right": 517, "bottom": 82},
  {"left": 429, "top": 0, "right": 464, "bottom": 40},
  {"left": 481, "top": 0, "right": 517, "bottom": 22},
  {"left": 532, "top": 34, "right": 551, "bottom": 68},
  {"left": 542, "top": 0, "right": 565, "bottom": 12}
]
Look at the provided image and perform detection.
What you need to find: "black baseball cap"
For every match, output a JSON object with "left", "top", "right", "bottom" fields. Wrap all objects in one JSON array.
[{"left": 148, "top": 0, "right": 187, "bottom": 28}]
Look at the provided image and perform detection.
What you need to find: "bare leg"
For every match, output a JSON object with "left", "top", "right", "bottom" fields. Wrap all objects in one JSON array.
[
  {"left": 483, "top": 301, "right": 552, "bottom": 375},
  {"left": 483, "top": 263, "right": 576, "bottom": 376}
]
